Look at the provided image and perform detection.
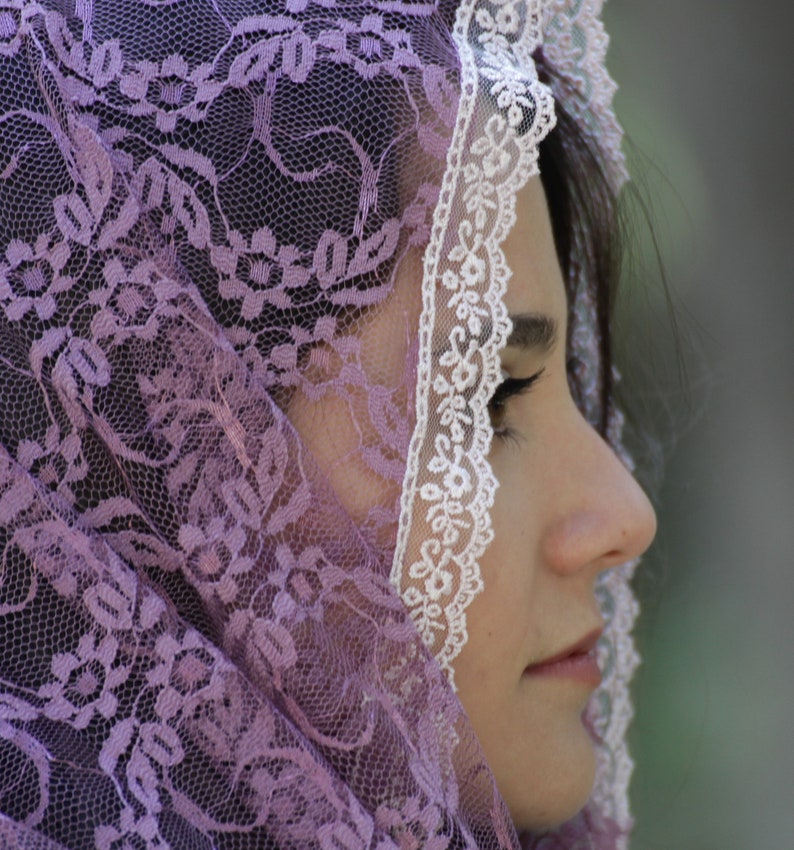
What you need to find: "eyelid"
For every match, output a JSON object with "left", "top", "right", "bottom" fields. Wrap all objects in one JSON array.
[
  {"left": 493, "top": 367, "right": 545, "bottom": 395},
  {"left": 488, "top": 368, "right": 545, "bottom": 444},
  {"left": 489, "top": 367, "right": 545, "bottom": 412}
]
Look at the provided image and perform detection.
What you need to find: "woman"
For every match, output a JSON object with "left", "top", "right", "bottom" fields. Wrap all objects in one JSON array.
[{"left": 0, "top": 0, "right": 655, "bottom": 848}]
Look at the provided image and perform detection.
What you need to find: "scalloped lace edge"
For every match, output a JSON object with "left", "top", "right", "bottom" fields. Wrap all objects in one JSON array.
[{"left": 390, "top": 0, "right": 556, "bottom": 687}]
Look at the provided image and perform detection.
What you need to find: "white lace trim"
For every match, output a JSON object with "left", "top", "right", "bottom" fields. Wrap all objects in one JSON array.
[
  {"left": 593, "top": 560, "right": 640, "bottom": 835},
  {"left": 543, "top": 3, "right": 637, "bottom": 837},
  {"left": 390, "top": 0, "right": 556, "bottom": 687},
  {"left": 542, "top": 0, "right": 628, "bottom": 188},
  {"left": 392, "top": 0, "right": 641, "bottom": 838}
]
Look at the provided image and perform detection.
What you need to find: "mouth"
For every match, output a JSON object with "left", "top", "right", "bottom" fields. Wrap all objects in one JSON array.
[{"left": 523, "top": 627, "right": 604, "bottom": 688}]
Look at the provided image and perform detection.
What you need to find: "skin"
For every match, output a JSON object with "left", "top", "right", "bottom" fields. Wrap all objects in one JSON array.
[
  {"left": 451, "top": 176, "right": 656, "bottom": 830},
  {"left": 288, "top": 175, "right": 656, "bottom": 833}
]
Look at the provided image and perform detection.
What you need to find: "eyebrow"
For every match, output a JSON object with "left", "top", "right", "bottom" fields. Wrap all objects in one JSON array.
[{"left": 505, "top": 313, "right": 558, "bottom": 353}]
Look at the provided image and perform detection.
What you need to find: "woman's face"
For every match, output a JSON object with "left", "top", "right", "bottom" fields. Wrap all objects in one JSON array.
[
  {"left": 288, "top": 175, "right": 656, "bottom": 833},
  {"left": 451, "top": 176, "right": 656, "bottom": 831}
]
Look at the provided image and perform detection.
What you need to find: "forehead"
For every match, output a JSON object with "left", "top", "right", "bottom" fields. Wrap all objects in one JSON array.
[{"left": 501, "top": 176, "right": 567, "bottom": 322}]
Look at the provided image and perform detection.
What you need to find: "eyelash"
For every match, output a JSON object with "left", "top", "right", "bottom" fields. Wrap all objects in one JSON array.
[{"left": 488, "top": 368, "right": 545, "bottom": 443}]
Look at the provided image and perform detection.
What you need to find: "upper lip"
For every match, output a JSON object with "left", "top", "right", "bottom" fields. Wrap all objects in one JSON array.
[{"left": 526, "top": 626, "right": 604, "bottom": 669}]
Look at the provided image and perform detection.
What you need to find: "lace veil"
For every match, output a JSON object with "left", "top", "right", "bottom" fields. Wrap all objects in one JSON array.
[{"left": 0, "top": 1, "right": 640, "bottom": 847}]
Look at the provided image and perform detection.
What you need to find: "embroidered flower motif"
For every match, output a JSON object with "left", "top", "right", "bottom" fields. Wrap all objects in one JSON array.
[
  {"left": 470, "top": 114, "right": 513, "bottom": 179},
  {"left": 87, "top": 258, "right": 169, "bottom": 347},
  {"left": 147, "top": 631, "right": 219, "bottom": 722},
  {"left": 320, "top": 14, "right": 420, "bottom": 79},
  {"left": 269, "top": 543, "right": 330, "bottom": 621},
  {"left": 475, "top": 1, "right": 545, "bottom": 128},
  {"left": 420, "top": 67, "right": 459, "bottom": 156},
  {"left": 83, "top": 570, "right": 139, "bottom": 632},
  {"left": 87, "top": 38, "right": 124, "bottom": 89},
  {"left": 441, "top": 229, "right": 490, "bottom": 336},
  {"left": 427, "top": 437, "right": 472, "bottom": 502},
  {"left": 392, "top": 0, "right": 555, "bottom": 681},
  {"left": 211, "top": 227, "right": 311, "bottom": 320},
  {"left": 38, "top": 632, "right": 131, "bottom": 729},
  {"left": 403, "top": 543, "right": 458, "bottom": 646},
  {"left": 430, "top": 335, "right": 481, "bottom": 444},
  {"left": 363, "top": 385, "right": 411, "bottom": 481},
  {"left": 1, "top": 235, "right": 73, "bottom": 322},
  {"left": 475, "top": 5, "right": 514, "bottom": 53},
  {"left": 119, "top": 54, "right": 223, "bottom": 133},
  {"left": 424, "top": 568, "right": 453, "bottom": 602},
  {"left": 481, "top": 50, "right": 536, "bottom": 117},
  {"left": 180, "top": 516, "right": 254, "bottom": 605},
  {"left": 280, "top": 29, "right": 317, "bottom": 83}
]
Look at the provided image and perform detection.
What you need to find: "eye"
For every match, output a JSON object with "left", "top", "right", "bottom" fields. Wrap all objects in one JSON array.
[{"left": 488, "top": 368, "right": 545, "bottom": 440}]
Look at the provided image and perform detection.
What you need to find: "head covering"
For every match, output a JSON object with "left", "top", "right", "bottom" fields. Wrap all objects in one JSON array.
[{"left": 0, "top": 1, "right": 640, "bottom": 848}]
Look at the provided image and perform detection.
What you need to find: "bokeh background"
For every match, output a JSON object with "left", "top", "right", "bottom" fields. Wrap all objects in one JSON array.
[{"left": 602, "top": 1, "right": 794, "bottom": 848}]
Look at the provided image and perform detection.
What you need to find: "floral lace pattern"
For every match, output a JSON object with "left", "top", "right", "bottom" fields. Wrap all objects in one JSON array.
[
  {"left": 392, "top": 0, "right": 556, "bottom": 678},
  {"left": 392, "top": 0, "right": 638, "bottom": 844},
  {"left": 542, "top": 0, "right": 627, "bottom": 186},
  {"left": 392, "top": 2, "right": 554, "bottom": 682},
  {"left": 1, "top": 1, "right": 637, "bottom": 848}
]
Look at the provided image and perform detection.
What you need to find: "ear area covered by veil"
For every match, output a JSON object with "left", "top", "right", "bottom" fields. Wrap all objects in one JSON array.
[{"left": 0, "top": 1, "right": 639, "bottom": 849}]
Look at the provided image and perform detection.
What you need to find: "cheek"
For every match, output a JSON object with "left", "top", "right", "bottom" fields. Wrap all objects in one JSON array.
[
  {"left": 485, "top": 453, "right": 544, "bottom": 608},
  {"left": 451, "top": 461, "right": 541, "bottom": 712},
  {"left": 288, "top": 388, "right": 404, "bottom": 554},
  {"left": 453, "top": 454, "right": 599, "bottom": 831}
]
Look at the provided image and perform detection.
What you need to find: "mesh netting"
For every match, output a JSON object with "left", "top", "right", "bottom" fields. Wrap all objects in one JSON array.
[{"left": 0, "top": 1, "right": 639, "bottom": 848}]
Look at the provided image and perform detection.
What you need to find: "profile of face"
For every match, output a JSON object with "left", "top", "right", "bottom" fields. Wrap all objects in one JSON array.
[
  {"left": 287, "top": 175, "right": 656, "bottom": 833},
  {"left": 451, "top": 176, "right": 656, "bottom": 831}
]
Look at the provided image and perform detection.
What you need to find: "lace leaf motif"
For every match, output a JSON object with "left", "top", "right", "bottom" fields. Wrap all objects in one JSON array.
[{"left": 391, "top": 0, "right": 555, "bottom": 685}]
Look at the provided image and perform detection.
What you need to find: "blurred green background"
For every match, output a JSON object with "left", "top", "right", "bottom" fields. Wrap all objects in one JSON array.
[{"left": 602, "top": 1, "right": 794, "bottom": 848}]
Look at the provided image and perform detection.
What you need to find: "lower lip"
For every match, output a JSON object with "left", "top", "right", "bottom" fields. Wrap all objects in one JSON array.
[{"left": 524, "top": 652, "right": 602, "bottom": 688}]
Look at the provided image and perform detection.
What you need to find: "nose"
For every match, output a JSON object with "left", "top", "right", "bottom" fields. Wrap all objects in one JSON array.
[{"left": 540, "top": 408, "right": 657, "bottom": 577}]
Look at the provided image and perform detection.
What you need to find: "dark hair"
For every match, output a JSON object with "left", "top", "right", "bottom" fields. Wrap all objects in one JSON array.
[{"left": 535, "top": 54, "right": 623, "bottom": 438}]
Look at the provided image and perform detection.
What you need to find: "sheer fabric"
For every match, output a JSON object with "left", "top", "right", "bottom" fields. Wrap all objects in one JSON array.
[{"left": 0, "top": 1, "right": 639, "bottom": 848}]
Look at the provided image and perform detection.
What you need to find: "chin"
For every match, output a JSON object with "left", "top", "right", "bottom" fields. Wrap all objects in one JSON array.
[{"left": 507, "top": 721, "right": 597, "bottom": 834}]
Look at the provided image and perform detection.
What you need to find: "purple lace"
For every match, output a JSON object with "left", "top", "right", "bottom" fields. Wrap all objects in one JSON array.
[{"left": 0, "top": 1, "right": 632, "bottom": 848}]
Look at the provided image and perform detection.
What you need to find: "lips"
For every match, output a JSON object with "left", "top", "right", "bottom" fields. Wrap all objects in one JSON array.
[{"left": 523, "top": 627, "right": 604, "bottom": 688}]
